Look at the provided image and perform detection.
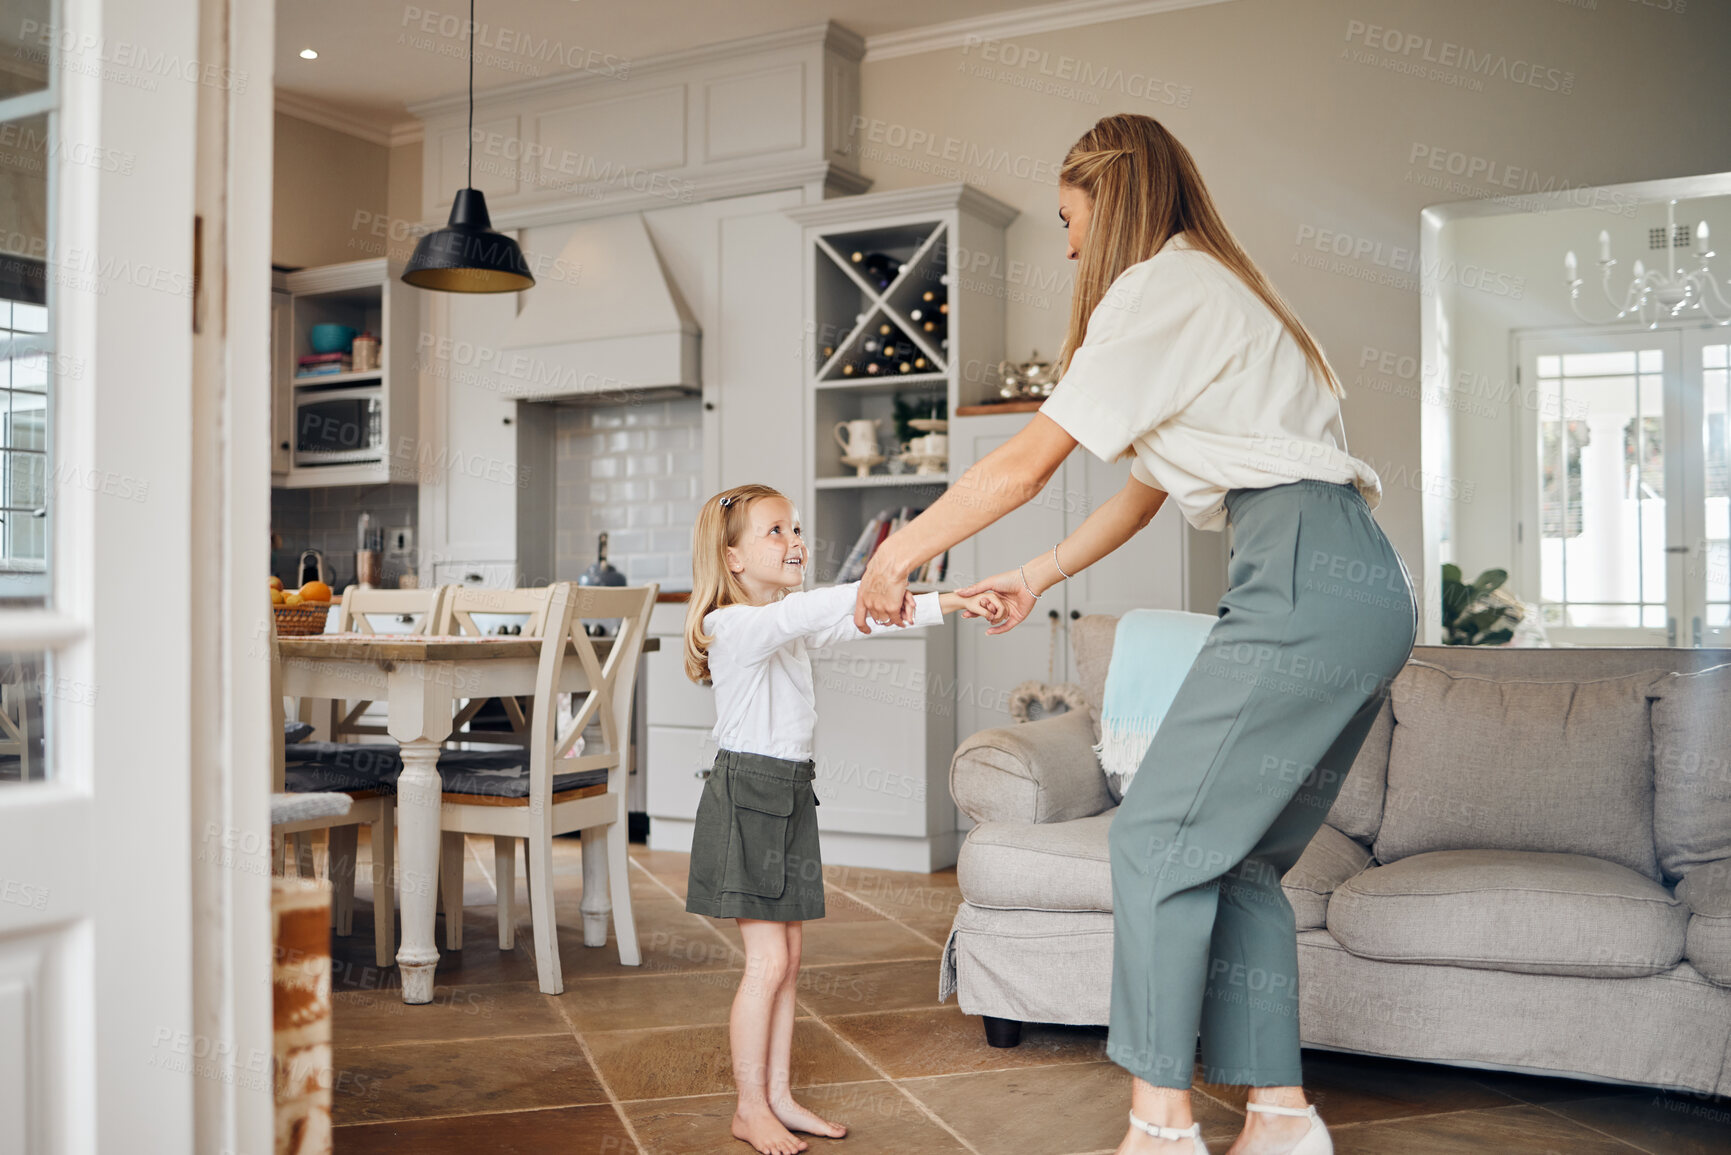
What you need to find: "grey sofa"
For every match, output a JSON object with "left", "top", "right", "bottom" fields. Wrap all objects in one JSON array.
[{"left": 939, "top": 613, "right": 1731, "bottom": 1096}]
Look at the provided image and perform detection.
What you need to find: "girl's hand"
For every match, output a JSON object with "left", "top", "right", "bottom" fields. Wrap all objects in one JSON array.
[
  {"left": 956, "top": 590, "right": 1003, "bottom": 621},
  {"left": 955, "top": 571, "right": 1039, "bottom": 636}
]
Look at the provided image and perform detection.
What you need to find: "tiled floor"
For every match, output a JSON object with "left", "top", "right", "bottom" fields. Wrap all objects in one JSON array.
[{"left": 321, "top": 836, "right": 1729, "bottom": 1154}]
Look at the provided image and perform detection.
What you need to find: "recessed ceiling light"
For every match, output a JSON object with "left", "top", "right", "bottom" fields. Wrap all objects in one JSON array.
[{"left": 299, "top": 48, "right": 318, "bottom": 59}]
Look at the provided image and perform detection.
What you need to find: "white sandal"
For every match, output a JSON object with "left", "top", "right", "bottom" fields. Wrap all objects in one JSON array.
[
  {"left": 1244, "top": 1100, "right": 1333, "bottom": 1155},
  {"left": 1128, "top": 1110, "right": 1209, "bottom": 1154}
]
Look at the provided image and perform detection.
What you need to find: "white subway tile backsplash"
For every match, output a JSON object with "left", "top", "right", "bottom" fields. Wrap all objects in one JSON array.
[
  {"left": 624, "top": 555, "right": 668, "bottom": 579},
  {"left": 606, "top": 529, "right": 650, "bottom": 555},
  {"left": 649, "top": 476, "right": 693, "bottom": 502},
  {"left": 555, "top": 399, "right": 702, "bottom": 587},
  {"left": 625, "top": 453, "right": 668, "bottom": 478}
]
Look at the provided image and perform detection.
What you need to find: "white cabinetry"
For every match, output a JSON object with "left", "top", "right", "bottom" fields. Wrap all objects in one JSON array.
[{"left": 273, "top": 258, "right": 419, "bottom": 489}]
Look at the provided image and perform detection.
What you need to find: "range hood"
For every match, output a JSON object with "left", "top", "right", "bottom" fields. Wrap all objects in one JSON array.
[{"left": 502, "top": 213, "right": 700, "bottom": 403}]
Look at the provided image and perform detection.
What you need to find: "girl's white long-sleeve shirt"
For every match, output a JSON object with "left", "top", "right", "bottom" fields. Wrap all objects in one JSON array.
[{"left": 703, "top": 581, "right": 944, "bottom": 762}]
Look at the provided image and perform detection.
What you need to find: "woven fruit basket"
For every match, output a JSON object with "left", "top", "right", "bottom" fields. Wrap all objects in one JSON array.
[{"left": 273, "top": 601, "right": 333, "bottom": 636}]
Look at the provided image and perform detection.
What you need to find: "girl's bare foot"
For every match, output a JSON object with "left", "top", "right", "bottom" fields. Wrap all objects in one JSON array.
[
  {"left": 732, "top": 1101, "right": 808, "bottom": 1154},
  {"left": 770, "top": 1092, "right": 847, "bottom": 1138}
]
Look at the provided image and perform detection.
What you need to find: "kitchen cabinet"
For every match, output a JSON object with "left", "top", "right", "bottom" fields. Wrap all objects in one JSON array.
[
  {"left": 272, "top": 257, "right": 420, "bottom": 489},
  {"left": 949, "top": 409, "right": 1227, "bottom": 831}
]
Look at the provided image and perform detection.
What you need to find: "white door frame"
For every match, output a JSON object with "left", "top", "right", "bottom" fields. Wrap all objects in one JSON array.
[{"left": 0, "top": 0, "right": 277, "bottom": 1150}]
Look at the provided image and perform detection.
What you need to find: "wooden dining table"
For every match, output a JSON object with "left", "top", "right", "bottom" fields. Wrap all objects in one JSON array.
[{"left": 277, "top": 631, "right": 661, "bottom": 1004}]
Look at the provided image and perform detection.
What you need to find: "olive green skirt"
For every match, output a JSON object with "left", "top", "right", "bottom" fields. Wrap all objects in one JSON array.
[{"left": 685, "top": 747, "right": 826, "bottom": 921}]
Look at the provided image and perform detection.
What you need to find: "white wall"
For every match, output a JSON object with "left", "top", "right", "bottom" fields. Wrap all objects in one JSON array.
[{"left": 852, "top": 0, "right": 1731, "bottom": 618}]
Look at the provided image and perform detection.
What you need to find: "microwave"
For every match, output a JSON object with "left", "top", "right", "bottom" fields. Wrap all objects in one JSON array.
[{"left": 293, "top": 385, "right": 383, "bottom": 466}]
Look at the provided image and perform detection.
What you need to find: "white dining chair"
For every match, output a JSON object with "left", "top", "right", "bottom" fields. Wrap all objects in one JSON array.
[
  {"left": 268, "top": 600, "right": 397, "bottom": 966},
  {"left": 323, "top": 585, "right": 450, "bottom": 743},
  {"left": 433, "top": 580, "right": 657, "bottom": 995},
  {"left": 434, "top": 584, "right": 560, "bottom": 749}
]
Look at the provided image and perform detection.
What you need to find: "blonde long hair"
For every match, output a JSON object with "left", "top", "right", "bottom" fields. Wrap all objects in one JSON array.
[
  {"left": 1057, "top": 114, "right": 1344, "bottom": 433},
  {"left": 684, "top": 483, "right": 790, "bottom": 684}
]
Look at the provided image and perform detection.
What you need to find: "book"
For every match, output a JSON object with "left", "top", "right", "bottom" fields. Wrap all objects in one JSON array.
[{"left": 836, "top": 513, "right": 885, "bottom": 583}]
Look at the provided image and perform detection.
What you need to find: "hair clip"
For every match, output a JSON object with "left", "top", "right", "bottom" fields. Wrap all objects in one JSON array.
[{"left": 719, "top": 495, "right": 733, "bottom": 508}]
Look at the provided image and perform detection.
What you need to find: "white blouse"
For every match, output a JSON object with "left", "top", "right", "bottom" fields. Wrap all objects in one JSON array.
[
  {"left": 1038, "top": 231, "right": 1382, "bottom": 532},
  {"left": 703, "top": 581, "right": 944, "bottom": 762}
]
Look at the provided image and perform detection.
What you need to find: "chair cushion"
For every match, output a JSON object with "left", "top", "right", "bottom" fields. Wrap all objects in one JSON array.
[
  {"left": 284, "top": 720, "right": 315, "bottom": 744},
  {"left": 436, "top": 749, "right": 610, "bottom": 800},
  {"left": 285, "top": 742, "right": 608, "bottom": 800},
  {"left": 1328, "top": 849, "right": 1688, "bottom": 978},
  {"left": 1374, "top": 662, "right": 1665, "bottom": 882},
  {"left": 1646, "top": 663, "right": 1731, "bottom": 881},
  {"left": 271, "top": 791, "right": 353, "bottom": 825},
  {"left": 956, "top": 810, "right": 1116, "bottom": 912},
  {"left": 284, "top": 761, "right": 392, "bottom": 795}
]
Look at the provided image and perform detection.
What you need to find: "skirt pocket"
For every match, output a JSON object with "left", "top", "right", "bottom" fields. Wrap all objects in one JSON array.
[{"left": 721, "top": 772, "right": 797, "bottom": 899}]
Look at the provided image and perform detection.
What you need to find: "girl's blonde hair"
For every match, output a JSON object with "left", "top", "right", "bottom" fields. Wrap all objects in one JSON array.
[
  {"left": 684, "top": 483, "right": 792, "bottom": 684},
  {"left": 1056, "top": 113, "right": 1344, "bottom": 456}
]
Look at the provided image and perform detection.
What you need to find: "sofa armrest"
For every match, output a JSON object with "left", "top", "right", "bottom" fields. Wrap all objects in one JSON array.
[
  {"left": 951, "top": 708, "right": 1114, "bottom": 825},
  {"left": 1677, "top": 862, "right": 1731, "bottom": 986},
  {"left": 1280, "top": 823, "right": 1374, "bottom": 931}
]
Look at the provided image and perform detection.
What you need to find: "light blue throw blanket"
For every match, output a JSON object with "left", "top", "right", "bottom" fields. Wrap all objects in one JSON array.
[{"left": 1094, "top": 609, "right": 1219, "bottom": 799}]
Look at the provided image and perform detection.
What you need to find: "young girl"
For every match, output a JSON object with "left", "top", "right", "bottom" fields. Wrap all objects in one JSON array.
[{"left": 683, "top": 483, "right": 1000, "bottom": 1154}]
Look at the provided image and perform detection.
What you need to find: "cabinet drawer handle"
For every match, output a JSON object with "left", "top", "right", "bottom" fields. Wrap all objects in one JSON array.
[
  {"left": 1070, "top": 609, "right": 1080, "bottom": 620},
  {"left": 1047, "top": 609, "right": 1059, "bottom": 621}
]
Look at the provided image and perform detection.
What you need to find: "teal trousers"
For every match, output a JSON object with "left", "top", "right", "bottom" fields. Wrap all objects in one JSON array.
[{"left": 1106, "top": 478, "right": 1418, "bottom": 1089}]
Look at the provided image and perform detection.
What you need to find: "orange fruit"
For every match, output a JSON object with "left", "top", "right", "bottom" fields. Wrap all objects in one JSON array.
[{"left": 299, "top": 580, "right": 332, "bottom": 603}]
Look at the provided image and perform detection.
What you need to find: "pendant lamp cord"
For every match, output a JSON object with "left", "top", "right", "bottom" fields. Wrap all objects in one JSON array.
[{"left": 466, "top": 0, "right": 474, "bottom": 189}]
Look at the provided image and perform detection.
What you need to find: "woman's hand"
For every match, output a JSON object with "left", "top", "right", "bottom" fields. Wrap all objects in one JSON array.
[
  {"left": 854, "top": 550, "right": 913, "bottom": 632},
  {"left": 954, "top": 571, "right": 1040, "bottom": 635}
]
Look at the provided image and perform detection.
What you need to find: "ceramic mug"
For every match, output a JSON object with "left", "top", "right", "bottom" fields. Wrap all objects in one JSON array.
[
  {"left": 911, "top": 433, "right": 948, "bottom": 458},
  {"left": 833, "top": 418, "right": 880, "bottom": 459}
]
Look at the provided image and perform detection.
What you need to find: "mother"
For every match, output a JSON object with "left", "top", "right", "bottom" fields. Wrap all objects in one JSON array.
[{"left": 852, "top": 113, "right": 1417, "bottom": 1155}]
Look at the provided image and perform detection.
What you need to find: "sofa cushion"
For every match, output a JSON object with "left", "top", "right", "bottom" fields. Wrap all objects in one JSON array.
[
  {"left": 1324, "top": 691, "right": 1393, "bottom": 845},
  {"left": 1328, "top": 849, "right": 1687, "bottom": 978},
  {"left": 1280, "top": 822, "right": 1373, "bottom": 931},
  {"left": 1677, "top": 865, "right": 1731, "bottom": 986},
  {"left": 1647, "top": 663, "right": 1731, "bottom": 881},
  {"left": 1069, "top": 614, "right": 1119, "bottom": 745},
  {"left": 1374, "top": 662, "right": 1665, "bottom": 882},
  {"left": 956, "top": 810, "right": 1116, "bottom": 912}
]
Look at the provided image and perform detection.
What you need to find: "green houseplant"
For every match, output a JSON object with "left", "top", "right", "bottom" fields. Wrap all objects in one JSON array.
[{"left": 1441, "top": 563, "right": 1523, "bottom": 646}]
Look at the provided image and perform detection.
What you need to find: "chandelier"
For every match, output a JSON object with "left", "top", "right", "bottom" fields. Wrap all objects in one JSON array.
[{"left": 1564, "top": 199, "right": 1728, "bottom": 327}]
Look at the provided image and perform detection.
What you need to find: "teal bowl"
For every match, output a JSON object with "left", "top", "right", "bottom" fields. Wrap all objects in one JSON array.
[{"left": 308, "top": 323, "right": 358, "bottom": 354}]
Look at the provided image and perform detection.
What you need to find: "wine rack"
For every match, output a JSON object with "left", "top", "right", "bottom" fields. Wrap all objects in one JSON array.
[{"left": 787, "top": 183, "right": 1018, "bottom": 585}]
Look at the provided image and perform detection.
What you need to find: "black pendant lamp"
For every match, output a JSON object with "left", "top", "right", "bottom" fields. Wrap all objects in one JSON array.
[{"left": 401, "top": 0, "right": 534, "bottom": 293}]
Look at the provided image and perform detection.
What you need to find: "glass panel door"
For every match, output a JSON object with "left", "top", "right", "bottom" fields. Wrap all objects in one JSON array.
[{"left": 1519, "top": 331, "right": 1682, "bottom": 645}]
